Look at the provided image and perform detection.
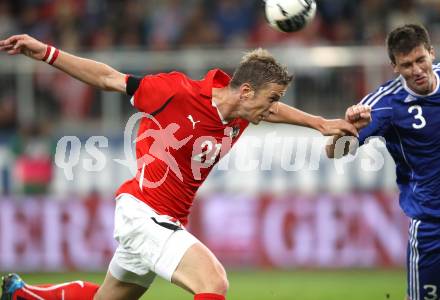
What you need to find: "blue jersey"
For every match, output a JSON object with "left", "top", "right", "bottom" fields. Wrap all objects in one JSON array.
[{"left": 358, "top": 64, "right": 440, "bottom": 221}]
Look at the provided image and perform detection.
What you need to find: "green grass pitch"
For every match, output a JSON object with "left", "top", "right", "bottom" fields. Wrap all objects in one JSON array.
[{"left": 16, "top": 269, "right": 405, "bottom": 300}]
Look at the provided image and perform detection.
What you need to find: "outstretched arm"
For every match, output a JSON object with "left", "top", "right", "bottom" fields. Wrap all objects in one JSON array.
[
  {"left": 326, "top": 104, "right": 372, "bottom": 158},
  {"left": 264, "top": 102, "right": 360, "bottom": 136},
  {"left": 0, "top": 34, "right": 126, "bottom": 92}
]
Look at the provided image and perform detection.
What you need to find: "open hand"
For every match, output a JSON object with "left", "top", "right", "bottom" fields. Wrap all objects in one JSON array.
[{"left": 0, "top": 34, "right": 47, "bottom": 60}]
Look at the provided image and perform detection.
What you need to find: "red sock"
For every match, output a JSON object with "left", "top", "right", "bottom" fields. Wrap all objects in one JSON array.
[
  {"left": 13, "top": 281, "right": 99, "bottom": 300},
  {"left": 194, "top": 293, "right": 225, "bottom": 300}
]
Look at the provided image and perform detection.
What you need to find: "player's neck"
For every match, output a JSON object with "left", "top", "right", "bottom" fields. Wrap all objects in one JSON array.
[{"left": 212, "top": 87, "right": 240, "bottom": 123}]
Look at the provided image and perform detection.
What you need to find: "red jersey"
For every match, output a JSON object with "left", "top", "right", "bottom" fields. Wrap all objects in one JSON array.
[{"left": 116, "top": 69, "right": 249, "bottom": 225}]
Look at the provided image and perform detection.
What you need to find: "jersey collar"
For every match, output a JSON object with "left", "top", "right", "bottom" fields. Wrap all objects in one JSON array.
[
  {"left": 200, "top": 69, "right": 231, "bottom": 97},
  {"left": 201, "top": 69, "right": 231, "bottom": 125}
]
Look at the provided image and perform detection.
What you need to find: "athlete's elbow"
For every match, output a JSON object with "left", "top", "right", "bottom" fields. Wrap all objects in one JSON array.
[
  {"left": 101, "top": 74, "right": 125, "bottom": 93},
  {"left": 100, "top": 78, "right": 115, "bottom": 91},
  {"left": 97, "top": 65, "right": 125, "bottom": 92}
]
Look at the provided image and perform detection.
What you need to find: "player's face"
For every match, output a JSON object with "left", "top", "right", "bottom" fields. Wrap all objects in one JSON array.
[
  {"left": 393, "top": 45, "right": 436, "bottom": 95},
  {"left": 242, "top": 83, "right": 287, "bottom": 124}
]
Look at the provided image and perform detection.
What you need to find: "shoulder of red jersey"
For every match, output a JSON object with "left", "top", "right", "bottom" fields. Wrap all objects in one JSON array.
[
  {"left": 125, "top": 69, "right": 231, "bottom": 116},
  {"left": 126, "top": 72, "right": 187, "bottom": 96},
  {"left": 199, "top": 69, "right": 231, "bottom": 97},
  {"left": 126, "top": 71, "right": 189, "bottom": 115}
]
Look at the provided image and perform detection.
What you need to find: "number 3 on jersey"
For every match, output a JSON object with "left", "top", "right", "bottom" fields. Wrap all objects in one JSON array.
[
  {"left": 424, "top": 284, "right": 438, "bottom": 300},
  {"left": 408, "top": 105, "right": 426, "bottom": 129}
]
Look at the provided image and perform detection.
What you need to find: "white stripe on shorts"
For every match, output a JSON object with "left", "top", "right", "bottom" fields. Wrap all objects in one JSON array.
[{"left": 409, "top": 219, "right": 421, "bottom": 300}]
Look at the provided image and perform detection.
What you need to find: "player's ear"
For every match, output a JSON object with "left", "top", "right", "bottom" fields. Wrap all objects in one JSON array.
[
  {"left": 391, "top": 62, "right": 399, "bottom": 74},
  {"left": 240, "top": 83, "right": 254, "bottom": 100},
  {"left": 389, "top": 54, "right": 399, "bottom": 74},
  {"left": 430, "top": 46, "right": 435, "bottom": 60}
]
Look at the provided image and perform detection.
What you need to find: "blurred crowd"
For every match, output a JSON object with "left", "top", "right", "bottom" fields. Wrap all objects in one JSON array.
[{"left": 1, "top": 0, "right": 440, "bottom": 51}]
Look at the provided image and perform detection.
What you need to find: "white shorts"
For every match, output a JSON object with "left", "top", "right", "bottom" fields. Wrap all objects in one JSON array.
[{"left": 108, "top": 193, "right": 199, "bottom": 288}]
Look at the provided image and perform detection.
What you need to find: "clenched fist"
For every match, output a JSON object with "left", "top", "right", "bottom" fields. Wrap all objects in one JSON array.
[{"left": 345, "top": 104, "right": 371, "bottom": 130}]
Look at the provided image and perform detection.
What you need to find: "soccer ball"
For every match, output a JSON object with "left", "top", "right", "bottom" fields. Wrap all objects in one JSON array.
[{"left": 265, "top": 0, "right": 317, "bottom": 33}]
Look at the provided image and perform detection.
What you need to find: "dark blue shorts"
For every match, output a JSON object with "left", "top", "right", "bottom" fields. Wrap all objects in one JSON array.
[{"left": 407, "top": 218, "right": 440, "bottom": 300}]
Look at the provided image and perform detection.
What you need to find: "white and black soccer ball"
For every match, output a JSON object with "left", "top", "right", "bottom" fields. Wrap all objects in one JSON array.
[{"left": 265, "top": 0, "right": 317, "bottom": 33}]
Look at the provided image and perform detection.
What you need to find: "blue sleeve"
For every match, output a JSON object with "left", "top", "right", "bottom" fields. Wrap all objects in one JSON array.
[
  {"left": 358, "top": 84, "right": 396, "bottom": 145},
  {"left": 358, "top": 107, "right": 393, "bottom": 145}
]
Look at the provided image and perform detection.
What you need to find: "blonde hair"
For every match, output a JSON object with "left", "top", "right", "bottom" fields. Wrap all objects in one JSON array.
[{"left": 230, "top": 48, "right": 293, "bottom": 90}]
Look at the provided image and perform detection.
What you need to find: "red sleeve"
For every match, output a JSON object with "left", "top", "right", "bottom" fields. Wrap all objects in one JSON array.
[{"left": 132, "top": 73, "right": 177, "bottom": 114}]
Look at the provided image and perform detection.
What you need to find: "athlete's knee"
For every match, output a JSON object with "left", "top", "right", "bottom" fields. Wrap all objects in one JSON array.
[
  {"left": 196, "top": 268, "right": 229, "bottom": 295},
  {"left": 218, "top": 275, "right": 229, "bottom": 295},
  {"left": 211, "top": 262, "right": 229, "bottom": 295},
  {"left": 212, "top": 272, "right": 229, "bottom": 295}
]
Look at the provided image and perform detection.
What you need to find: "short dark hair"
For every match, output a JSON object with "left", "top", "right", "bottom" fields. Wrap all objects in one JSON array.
[
  {"left": 230, "top": 48, "right": 293, "bottom": 91},
  {"left": 386, "top": 24, "right": 432, "bottom": 64}
]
